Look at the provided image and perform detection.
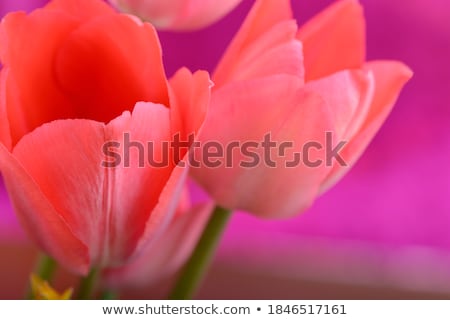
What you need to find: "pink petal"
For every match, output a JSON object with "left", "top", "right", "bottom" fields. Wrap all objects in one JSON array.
[
  {"left": 169, "top": 68, "right": 211, "bottom": 142},
  {"left": 110, "top": 0, "right": 242, "bottom": 31},
  {"left": 305, "top": 68, "right": 375, "bottom": 141},
  {"left": 319, "top": 61, "right": 413, "bottom": 192},
  {"left": 103, "top": 102, "right": 176, "bottom": 266},
  {"left": 297, "top": 0, "right": 366, "bottom": 81},
  {"left": 0, "top": 143, "right": 89, "bottom": 275},
  {"left": 128, "top": 69, "right": 211, "bottom": 261},
  {"left": 104, "top": 201, "right": 213, "bottom": 288},
  {"left": 213, "top": 0, "right": 303, "bottom": 87},
  {"left": 192, "top": 75, "right": 334, "bottom": 218},
  {"left": 8, "top": 102, "right": 182, "bottom": 270},
  {"left": 131, "top": 162, "right": 189, "bottom": 260}
]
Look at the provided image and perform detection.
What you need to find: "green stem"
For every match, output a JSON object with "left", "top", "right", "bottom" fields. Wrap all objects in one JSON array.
[
  {"left": 35, "top": 254, "right": 57, "bottom": 280},
  {"left": 76, "top": 268, "right": 100, "bottom": 300},
  {"left": 26, "top": 254, "right": 57, "bottom": 299},
  {"left": 169, "top": 206, "right": 232, "bottom": 300},
  {"left": 100, "top": 290, "right": 118, "bottom": 300}
]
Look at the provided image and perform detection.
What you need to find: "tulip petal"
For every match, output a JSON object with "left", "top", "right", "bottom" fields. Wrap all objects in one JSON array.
[
  {"left": 0, "top": 0, "right": 116, "bottom": 146},
  {"left": 0, "top": 0, "right": 114, "bottom": 64},
  {"left": 169, "top": 68, "right": 211, "bottom": 142},
  {"left": 213, "top": 0, "right": 303, "bottom": 87},
  {"left": 131, "top": 162, "right": 189, "bottom": 260},
  {"left": 104, "top": 201, "right": 213, "bottom": 287},
  {"left": 0, "top": 69, "right": 12, "bottom": 149},
  {"left": 0, "top": 144, "right": 89, "bottom": 275},
  {"left": 128, "top": 68, "right": 211, "bottom": 261},
  {"left": 55, "top": 13, "right": 169, "bottom": 124},
  {"left": 0, "top": 1, "right": 168, "bottom": 146},
  {"left": 192, "top": 75, "right": 334, "bottom": 218},
  {"left": 297, "top": 0, "right": 366, "bottom": 81},
  {"left": 0, "top": 10, "right": 81, "bottom": 145},
  {"left": 46, "top": 0, "right": 114, "bottom": 17},
  {"left": 9, "top": 102, "right": 183, "bottom": 269},
  {"left": 103, "top": 103, "right": 176, "bottom": 266},
  {"left": 11, "top": 119, "right": 109, "bottom": 270},
  {"left": 319, "top": 61, "right": 413, "bottom": 192},
  {"left": 111, "top": 0, "right": 242, "bottom": 31},
  {"left": 173, "top": 0, "right": 242, "bottom": 30},
  {"left": 305, "top": 69, "right": 375, "bottom": 141}
]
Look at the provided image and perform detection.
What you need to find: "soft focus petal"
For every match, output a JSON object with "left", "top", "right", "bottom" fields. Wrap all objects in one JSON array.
[
  {"left": 305, "top": 69, "right": 375, "bottom": 141},
  {"left": 297, "top": 0, "right": 366, "bottom": 81},
  {"left": 169, "top": 68, "right": 211, "bottom": 142},
  {"left": 320, "top": 61, "right": 413, "bottom": 192},
  {"left": 110, "top": 0, "right": 242, "bottom": 31},
  {"left": 104, "top": 201, "right": 213, "bottom": 287},
  {"left": 0, "top": 143, "right": 89, "bottom": 275},
  {"left": 213, "top": 0, "right": 303, "bottom": 87},
  {"left": 192, "top": 75, "right": 334, "bottom": 218}
]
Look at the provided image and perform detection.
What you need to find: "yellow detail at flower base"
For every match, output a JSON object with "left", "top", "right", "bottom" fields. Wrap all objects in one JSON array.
[{"left": 30, "top": 274, "right": 73, "bottom": 300}]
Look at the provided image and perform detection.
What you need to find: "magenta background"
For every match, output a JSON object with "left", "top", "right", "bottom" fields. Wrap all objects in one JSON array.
[{"left": 0, "top": 0, "right": 449, "bottom": 259}]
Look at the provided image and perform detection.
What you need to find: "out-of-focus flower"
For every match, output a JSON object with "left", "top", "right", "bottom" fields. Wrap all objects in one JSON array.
[
  {"left": 108, "top": 0, "right": 242, "bottom": 31},
  {"left": 0, "top": 0, "right": 210, "bottom": 275},
  {"left": 192, "top": 0, "right": 412, "bottom": 218}
]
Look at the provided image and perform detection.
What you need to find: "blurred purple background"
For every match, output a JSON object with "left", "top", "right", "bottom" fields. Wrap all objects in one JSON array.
[{"left": 1, "top": 0, "right": 449, "bottom": 298}]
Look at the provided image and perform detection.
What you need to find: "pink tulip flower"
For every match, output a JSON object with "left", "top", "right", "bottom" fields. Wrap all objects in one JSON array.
[
  {"left": 108, "top": 0, "right": 243, "bottom": 31},
  {"left": 0, "top": 0, "right": 210, "bottom": 275},
  {"left": 192, "top": 0, "right": 413, "bottom": 218}
]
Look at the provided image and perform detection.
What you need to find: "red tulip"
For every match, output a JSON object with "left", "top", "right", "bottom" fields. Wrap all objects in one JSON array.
[
  {"left": 108, "top": 0, "right": 243, "bottom": 31},
  {"left": 192, "top": 0, "right": 413, "bottom": 218},
  {"left": 0, "top": 0, "right": 210, "bottom": 275}
]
